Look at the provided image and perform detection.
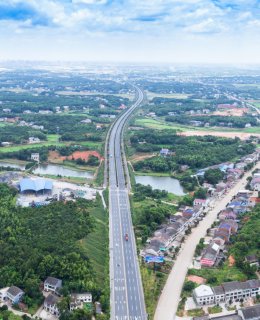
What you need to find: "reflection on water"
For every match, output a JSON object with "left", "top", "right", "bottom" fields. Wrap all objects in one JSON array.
[
  {"left": 33, "top": 164, "right": 94, "bottom": 179},
  {"left": 135, "top": 175, "right": 185, "bottom": 196},
  {"left": 0, "top": 161, "right": 25, "bottom": 170}
]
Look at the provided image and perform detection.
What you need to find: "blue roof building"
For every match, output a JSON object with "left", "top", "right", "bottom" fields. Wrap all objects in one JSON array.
[{"left": 19, "top": 178, "right": 53, "bottom": 193}]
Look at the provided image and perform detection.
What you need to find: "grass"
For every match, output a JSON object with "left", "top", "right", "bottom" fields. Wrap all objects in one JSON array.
[
  {"left": 188, "top": 262, "right": 248, "bottom": 286},
  {"left": 0, "top": 311, "right": 22, "bottom": 320},
  {"left": 0, "top": 135, "right": 103, "bottom": 154},
  {"left": 80, "top": 195, "right": 108, "bottom": 286},
  {"left": 134, "top": 117, "right": 260, "bottom": 134},
  {"left": 135, "top": 118, "right": 178, "bottom": 130},
  {"left": 134, "top": 170, "right": 171, "bottom": 177},
  {"left": 140, "top": 265, "right": 168, "bottom": 319},
  {"left": 187, "top": 308, "right": 205, "bottom": 317},
  {"left": 146, "top": 92, "right": 191, "bottom": 100},
  {"left": 208, "top": 305, "right": 222, "bottom": 314},
  {"left": 61, "top": 160, "right": 96, "bottom": 172},
  {"left": 94, "top": 161, "right": 104, "bottom": 186},
  {"left": 35, "top": 173, "right": 87, "bottom": 184}
]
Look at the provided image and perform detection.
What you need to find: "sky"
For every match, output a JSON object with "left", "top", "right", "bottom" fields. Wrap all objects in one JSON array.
[{"left": 0, "top": 0, "right": 259, "bottom": 64}]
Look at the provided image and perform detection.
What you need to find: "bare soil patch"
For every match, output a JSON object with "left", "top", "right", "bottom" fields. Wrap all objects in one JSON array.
[
  {"left": 213, "top": 108, "right": 248, "bottom": 117},
  {"left": 48, "top": 150, "right": 103, "bottom": 163},
  {"left": 178, "top": 131, "right": 260, "bottom": 140},
  {"left": 130, "top": 152, "right": 156, "bottom": 162}
]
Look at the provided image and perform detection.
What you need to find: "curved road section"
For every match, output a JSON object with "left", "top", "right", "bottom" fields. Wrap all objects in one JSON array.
[{"left": 108, "top": 86, "right": 147, "bottom": 320}]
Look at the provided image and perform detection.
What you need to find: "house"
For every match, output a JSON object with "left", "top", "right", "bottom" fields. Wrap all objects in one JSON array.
[
  {"left": 245, "top": 255, "right": 259, "bottom": 268},
  {"left": 200, "top": 243, "right": 220, "bottom": 267},
  {"left": 238, "top": 304, "right": 260, "bottom": 320},
  {"left": 0, "top": 287, "right": 9, "bottom": 302},
  {"left": 31, "top": 125, "right": 44, "bottom": 130},
  {"left": 70, "top": 293, "right": 92, "bottom": 311},
  {"left": 183, "top": 208, "right": 194, "bottom": 219},
  {"left": 245, "top": 123, "right": 251, "bottom": 128},
  {"left": 180, "top": 165, "right": 189, "bottom": 172},
  {"left": 95, "top": 302, "right": 102, "bottom": 314},
  {"left": 193, "top": 285, "right": 215, "bottom": 305},
  {"left": 44, "top": 294, "right": 60, "bottom": 316},
  {"left": 147, "top": 112, "right": 156, "bottom": 117},
  {"left": 44, "top": 277, "right": 62, "bottom": 293},
  {"left": 3, "top": 108, "right": 11, "bottom": 113},
  {"left": 31, "top": 153, "right": 40, "bottom": 163},
  {"left": 219, "top": 211, "right": 237, "bottom": 221},
  {"left": 39, "top": 110, "right": 53, "bottom": 114},
  {"left": 248, "top": 197, "right": 260, "bottom": 207},
  {"left": 1, "top": 142, "right": 11, "bottom": 146},
  {"left": 28, "top": 137, "right": 41, "bottom": 144},
  {"left": 213, "top": 286, "right": 225, "bottom": 304},
  {"left": 193, "top": 199, "right": 208, "bottom": 208},
  {"left": 190, "top": 120, "right": 203, "bottom": 127},
  {"left": 236, "top": 162, "right": 247, "bottom": 170},
  {"left": 251, "top": 178, "right": 260, "bottom": 191},
  {"left": 160, "top": 148, "right": 170, "bottom": 157},
  {"left": 80, "top": 119, "right": 92, "bottom": 124},
  {"left": 193, "top": 280, "right": 260, "bottom": 306},
  {"left": 6, "top": 286, "right": 24, "bottom": 304}
]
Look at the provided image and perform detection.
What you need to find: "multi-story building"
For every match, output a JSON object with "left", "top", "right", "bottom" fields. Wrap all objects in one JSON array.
[{"left": 193, "top": 280, "right": 260, "bottom": 306}]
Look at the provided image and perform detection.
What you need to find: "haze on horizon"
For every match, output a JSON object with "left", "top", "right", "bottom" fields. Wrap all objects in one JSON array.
[{"left": 0, "top": 0, "right": 259, "bottom": 64}]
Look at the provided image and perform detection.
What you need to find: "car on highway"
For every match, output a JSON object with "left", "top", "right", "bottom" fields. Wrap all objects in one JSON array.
[{"left": 125, "top": 233, "right": 129, "bottom": 241}]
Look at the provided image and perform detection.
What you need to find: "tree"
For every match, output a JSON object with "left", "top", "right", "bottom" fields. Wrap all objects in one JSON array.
[
  {"left": 194, "top": 188, "right": 207, "bottom": 199},
  {"left": 204, "top": 168, "right": 224, "bottom": 185},
  {"left": 183, "top": 281, "right": 196, "bottom": 292}
]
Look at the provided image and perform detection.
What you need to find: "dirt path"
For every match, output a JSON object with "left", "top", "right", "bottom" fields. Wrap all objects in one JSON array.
[{"left": 154, "top": 162, "right": 260, "bottom": 320}]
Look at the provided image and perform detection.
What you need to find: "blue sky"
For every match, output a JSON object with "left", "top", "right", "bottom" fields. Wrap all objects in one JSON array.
[{"left": 0, "top": 0, "right": 259, "bottom": 63}]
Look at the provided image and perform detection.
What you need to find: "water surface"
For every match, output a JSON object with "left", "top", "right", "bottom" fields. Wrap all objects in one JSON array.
[{"left": 135, "top": 175, "right": 185, "bottom": 196}]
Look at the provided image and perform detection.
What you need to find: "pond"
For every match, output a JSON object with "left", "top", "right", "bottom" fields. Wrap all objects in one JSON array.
[
  {"left": 33, "top": 164, "right": 94, "bottom": 179},
  {"left": 135, "top": 175, "right": 185, "bottom": 196},
  {"left": 0, "top": 161, "right": 25, "bottom": 170}
]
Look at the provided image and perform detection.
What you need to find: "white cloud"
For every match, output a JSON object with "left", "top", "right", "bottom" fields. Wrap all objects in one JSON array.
[
  {"left": 0, "top": 0, "right": 259, "bottom": 63},
  {"left": 72, "top": 0, "right": 108, "bottom": 4}
]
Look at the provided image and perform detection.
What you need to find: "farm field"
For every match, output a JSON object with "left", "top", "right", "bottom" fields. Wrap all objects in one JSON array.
[
  {"left": 134, "top": 117, "right": 260, "bottom": 138},
  {"left": 0, "top": 134, "right": 102, "bottom": 153},
  {"left": 80, "top": 196, "right": 108, "bottom": 285},
  {"left": 146, "top": 92, "right": 191, "bottom": 100}
]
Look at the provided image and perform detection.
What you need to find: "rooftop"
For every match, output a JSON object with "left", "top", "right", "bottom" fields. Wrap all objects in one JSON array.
[
  {"left": 194, "top": 285, "right": 214, "bottom": 297},
  {"left": 45, "top": 294, "right": 59, "bottom": 306},
  {"left": 44, "top": 276, "right": 61, "bottom": 286},
  {"left": 240, "top": 305, "right": 260, "bottom": 320},
  {"left": 7, "top": 286, "right": 24, "bottom": 297}
]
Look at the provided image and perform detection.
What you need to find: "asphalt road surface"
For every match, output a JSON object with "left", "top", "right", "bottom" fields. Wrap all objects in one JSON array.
[
  {"left": 108, "top": 86, "right": 147, "bottom": 320},
  {"left": 154, "top": 162, "right": 260, "bottom": 320}
]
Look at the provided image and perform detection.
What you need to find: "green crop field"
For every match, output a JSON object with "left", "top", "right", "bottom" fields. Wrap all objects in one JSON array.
[
  {"left": 146, "top": 92, "right": 191, "bottom": 100},
  {"left": 0, "top": 134, "right": 103, "bottom": 153},
  {"left": 80, "top": 196, "right": 108, "bottom": 285},
  {"left": 134, "top": 117, "right": 260, "bottom": 135}
]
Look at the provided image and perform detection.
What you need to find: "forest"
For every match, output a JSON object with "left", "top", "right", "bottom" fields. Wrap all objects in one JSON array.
[
  {"left": 0, "top": 184, "right": 108, "bottom": 315},
  {"left": 0, "top": 126, "right": 47, "bottom": 144},
  {"left": 230, "top": 205, "right": 260, "bottom": 276},
  {"left": 131, "top": 130, "right": 255, "bottom": 172}
]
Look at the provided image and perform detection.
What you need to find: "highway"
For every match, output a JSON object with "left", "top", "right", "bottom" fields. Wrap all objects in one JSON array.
[{"left": 107, "top": 86, "right": 147, "bottom": 320}]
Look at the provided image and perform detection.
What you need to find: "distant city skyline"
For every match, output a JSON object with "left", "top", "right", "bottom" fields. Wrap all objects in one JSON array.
[{"left": 0, "top": 0, "right": 259, "bottom": 64}]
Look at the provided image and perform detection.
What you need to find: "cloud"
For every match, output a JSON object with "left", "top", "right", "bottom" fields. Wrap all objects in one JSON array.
[
  {"left": 0, "top": 0, "right": 259, "bottom": 63},
  {"left": 72, "top": 0, "right": 108, "bottom": 4},
  {"left": 0, "top": 1, "right": 51, "bottom": 26}
]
